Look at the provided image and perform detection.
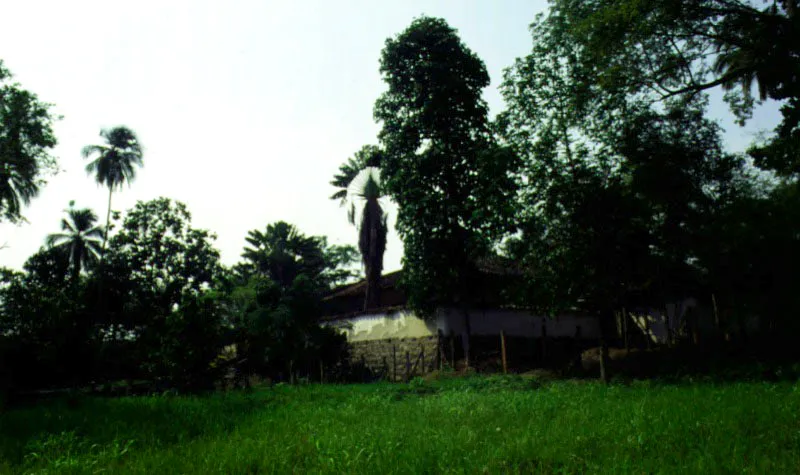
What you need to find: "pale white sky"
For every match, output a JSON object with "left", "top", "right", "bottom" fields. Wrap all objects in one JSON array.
[{"left": 0, "top": 0, "right": 781, "bottom": 273}]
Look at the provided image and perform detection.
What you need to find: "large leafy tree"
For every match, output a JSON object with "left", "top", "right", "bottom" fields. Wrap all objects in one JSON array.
[
  {"left": 0, "top": 61, "right": 58, "bottom": 223},
  {"left": 107, "top": 197, "right": 221, "bottom": 319},
  {"left": 499, "top": 7, "right": 750, "bottom": 378},
  {"left": 45, "top": 202, "right": 103, "bottom": 282},
  {"left": 331, "top": 145, "right": 388, "bottom": 310},
  {"left": 82, "top": 126, "right": 144, "bottom": 257},
  {"left": 539, "top": 0, "right": 800, "bottom": 178},
  {"left": 100, "top": 197, "right": 224, "bottom": 389},
  {"left": 374, "top": 17, "right": 518, "bottom": 363}
]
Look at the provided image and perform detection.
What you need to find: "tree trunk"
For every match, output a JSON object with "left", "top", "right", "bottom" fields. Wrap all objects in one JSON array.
[
  {"left": 598, "top": 314, "right": 610, "bottom": 384},
  {"left": 500, "top": 330, "right": 508, "bottom": 374},
  {"left": 101, "top": 188, "right": 113, "bottom": 261},
  {"left": 362, "top": 200, "right": 382, "bottom": 311},
  {"left": 599, "top": 339, "right": 609, "bottom": 383},
  {"left": 461, "top": 307, "right": 472, "bottom": 369},
  {"left": 364, "top": 227, "right": 381, "bottom": 311},
  {"left": 622, "top": 308, "right": 629, "bottom": 351},
  {"left": 98, "top": 188, "right": 114, "bottom": 391}
]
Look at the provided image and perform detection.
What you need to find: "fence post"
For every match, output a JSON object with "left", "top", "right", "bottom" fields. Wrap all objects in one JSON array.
[
  {"left": 421, "top": 346, "right": 425, "bottom": 374},
  {"left": 392, "top": 343, "right": 397, "bottom": 382},
  {"left": 623, "top": 308, "right": 629, "bottom": 351},
  {"left": 500, "top": 330, "right": 508, "bottom": 374},
  {"left": 405, "top": 351, "right": 411, "bottom": 382},
  {"left": 437, "top": 333, "right": 443, "bottom": 370},
  {"left": 541, "top": 320, "right": 548, "bottom": 362},
  {"left": 449, "top": 334, "right": 455, "bottom": 369}
]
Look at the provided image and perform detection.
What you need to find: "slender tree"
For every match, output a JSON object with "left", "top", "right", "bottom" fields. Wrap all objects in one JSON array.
[
  {"left": 331, "top": 145, "right": 388, "bottom": 310},
  {"left": 45, "top": 202, "right": 103, "bottom": 283},
  {"left": 346, "top": 167, "right": 388, "bottom": 310},
  {"left": 82, "top": 126, "right": 143, "bottom": 259}
]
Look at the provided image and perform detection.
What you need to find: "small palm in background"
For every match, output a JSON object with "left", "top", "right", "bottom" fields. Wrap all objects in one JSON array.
[{"left": 45, "top": 201, "right": 103, "bottom": 283}]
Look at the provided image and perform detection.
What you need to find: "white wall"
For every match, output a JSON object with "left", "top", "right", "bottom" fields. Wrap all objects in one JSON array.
[
  {"left": 436, "top": 307, "right": 600, "bottom": 339},
  {"left": 325, "top": 307, "right": 601, "bottom": 342},
  {"left": 324, "top": 309, "right": 437, "bottom": 342}
]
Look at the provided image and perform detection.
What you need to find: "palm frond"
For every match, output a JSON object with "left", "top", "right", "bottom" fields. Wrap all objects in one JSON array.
[
  {"left": 81, "top": 144, "right": 107, "bottom": 159},
  {"left": 330, "top": 145, "right": 384, "bottom": 205},
  {"left": 45, "top": 233, "right": 71, "bottom": 248}
]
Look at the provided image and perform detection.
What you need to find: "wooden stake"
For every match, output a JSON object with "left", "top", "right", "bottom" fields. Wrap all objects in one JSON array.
[
  {"left": 405, "top": 351, "right": 411, "bottom": 382},
  {"left": 449, "top": 334, "right": 455, "bottom": 369},
  {"left": 622, "top": 308, "right": 629, "bottom": 351},
  {"left": 500, "top": 330, "right": 508, "bottom": 374},
  {"left": 541, "top": 321, "right": 548, "bottom": 361}
]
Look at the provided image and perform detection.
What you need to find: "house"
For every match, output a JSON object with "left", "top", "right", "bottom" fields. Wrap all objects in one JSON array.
[{"left": 321, "top": 267, "right": 601, "bottom": 379}]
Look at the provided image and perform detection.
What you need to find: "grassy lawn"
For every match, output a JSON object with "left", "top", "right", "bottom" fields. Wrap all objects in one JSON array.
[{"left": 1, "top": 375, "right": 799, "bottom": 473}]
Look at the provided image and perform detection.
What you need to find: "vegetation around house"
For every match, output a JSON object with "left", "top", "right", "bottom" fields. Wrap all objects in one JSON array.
[{"left": 1, "top": 1, "right": 800, "bottom": 471}]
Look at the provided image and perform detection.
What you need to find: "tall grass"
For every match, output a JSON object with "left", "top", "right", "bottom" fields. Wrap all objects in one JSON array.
[{"left": 1, "top": 376, "right": 799, "bottom": 473}]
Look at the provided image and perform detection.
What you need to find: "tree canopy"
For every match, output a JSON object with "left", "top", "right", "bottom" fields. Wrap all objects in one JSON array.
[
  {"left": 0, "top": 61, "right": 58, "bottom": 223},
  {"left": 375, "top": 16, "right": 518, "bottom": 314},
  {"left": 537, "top": 0, "right": 800, "bottom": 178}
]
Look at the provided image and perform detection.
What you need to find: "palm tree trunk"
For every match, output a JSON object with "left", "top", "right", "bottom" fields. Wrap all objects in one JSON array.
[
  {"left": 101, "top": 188, "right": 113, "bottom": 261},
  {"left": 98, "top": 186, "right": 113, "bottom": 390},
  {"left": 71, "top": 245, "right": 81, "bottom": 284},
  {"left": 364, "top": 225, "right": 381, "bottom": 310}
]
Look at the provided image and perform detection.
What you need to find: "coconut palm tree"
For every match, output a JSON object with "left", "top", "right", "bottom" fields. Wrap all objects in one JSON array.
[
  {"left": 82, "top": 126, "right": 143, "bottom": 259},
  {"left": 45, "top": 203, "right": 104, "bottom": 282},
  {"left": 346, "top": 167, "right": 389, "bottom": 310}
]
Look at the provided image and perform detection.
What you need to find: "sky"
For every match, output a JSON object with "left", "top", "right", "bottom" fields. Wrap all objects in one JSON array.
[{"left": 0, "top": 0, "right": 782, "bottom": 273}]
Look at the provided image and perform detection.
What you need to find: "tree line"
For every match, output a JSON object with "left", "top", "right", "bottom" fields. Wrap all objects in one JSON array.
[
  {"left": 333, "top": 2, "right": 800, "bottom": 374},
  {"left": 2, "top": 0, "right": 799, "bottom": 394}
]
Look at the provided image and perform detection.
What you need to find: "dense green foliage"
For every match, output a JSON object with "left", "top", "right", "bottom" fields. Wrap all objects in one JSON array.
[
  {"left": 0, "top": 61, "right": 58, "bottom": 224},
  {"left": 226, "top": 222, "right": 356, "bottom": 383},
  {"left": 374, "top": 17, "right": 519, "bottom": 315},
  {"left": 1, "top": 377, "right": 799, "bottom": 473},
  {"left": 3, "top": 1, "right": 800, "bottom": 402},
  {"left": 497, "top": 1, "right": 800, "bottom": 342},
  {"left": 0, "top": 200, "right": 357, "bottom": 394},
  {"left": 540, "top": 0, "right": 800, "bottom": 178}
]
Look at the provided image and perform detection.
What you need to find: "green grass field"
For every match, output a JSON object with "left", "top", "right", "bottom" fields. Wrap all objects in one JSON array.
[{"left": 1, "top": 375, "right": 799, "bottom": 473}]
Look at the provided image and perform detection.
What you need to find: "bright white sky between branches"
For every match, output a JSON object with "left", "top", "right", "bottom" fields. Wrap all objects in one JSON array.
[{"left": 0, "top": 0, "right": 781, "bottom": 273}]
